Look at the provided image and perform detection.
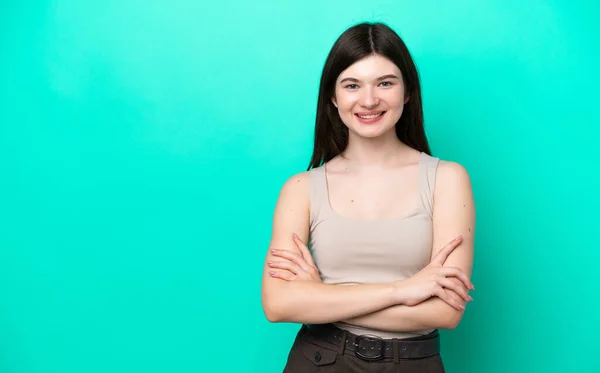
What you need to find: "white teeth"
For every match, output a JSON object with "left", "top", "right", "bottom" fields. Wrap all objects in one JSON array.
[{"left": 358, "top": 113, "right": 383, "bottom": 119}]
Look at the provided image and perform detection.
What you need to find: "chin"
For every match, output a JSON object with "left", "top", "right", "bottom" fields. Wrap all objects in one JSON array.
[{"left": 351, "top": 125, "right": 395, "bottom": 139}]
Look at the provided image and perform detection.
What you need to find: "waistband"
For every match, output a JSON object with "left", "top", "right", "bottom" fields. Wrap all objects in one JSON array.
[{"left": 303, "top": 323, "right": 440, "bottom": 361}]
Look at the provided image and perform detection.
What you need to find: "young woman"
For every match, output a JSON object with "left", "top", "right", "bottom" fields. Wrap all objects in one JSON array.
[{"left": 261, "top": 22, "right": 475, "bottom": 372}]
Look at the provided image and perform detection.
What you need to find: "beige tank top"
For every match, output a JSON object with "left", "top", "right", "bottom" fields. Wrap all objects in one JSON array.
[{"left": 308, "top": 151, "right": 440, "bottom": 339}]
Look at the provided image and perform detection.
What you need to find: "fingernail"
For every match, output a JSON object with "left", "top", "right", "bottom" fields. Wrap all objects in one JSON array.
[
  {"left": 455, "top": 235, "right": 462, "bottom": 240},
  {"left": 267, "top": 260, "right": 272, "bottom": 264},
  {"left": 460, "top": 304, "right": 465, "bottom": 310},
  {"left": 269, "top": 271, "right": 275, "bottom": 275},
  {"left": 271, "top": 249, "right": 276, "bottom": 253},
  {"left": 469, "top": 296, "right": 473, "bottom": 301},
  {"left": 293, "top": 233, "right": 298, "bottom": 239}
]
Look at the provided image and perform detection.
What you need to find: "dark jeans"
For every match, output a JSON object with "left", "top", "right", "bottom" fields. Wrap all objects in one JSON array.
[{"left": 282, "top": 325, "right": 445, "bottom": 373}]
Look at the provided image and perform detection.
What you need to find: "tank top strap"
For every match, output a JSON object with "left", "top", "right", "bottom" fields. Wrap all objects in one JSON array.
[
  {"left": 309, "top": 165, "right": 333, "bottom": 227},
  {"left": 418, "top": 152, "right": 441, "bottom": 218}
]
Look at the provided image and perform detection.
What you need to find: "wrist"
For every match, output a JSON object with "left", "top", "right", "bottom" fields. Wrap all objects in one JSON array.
[{"left": 391, "top": 280, "right": 407, "bottom": 305}]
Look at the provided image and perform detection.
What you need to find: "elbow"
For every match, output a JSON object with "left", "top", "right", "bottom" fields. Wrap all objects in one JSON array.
[
  {"left": 261, "top": 296, "right": 290, "bottom": 323},
  {"left": 261, "top": 280, "right": 304, "bottom": 323},
  {"left": 437, "top": 309, "right": 464, "bottom": 330},
  {"left": 263, "top": 304, "right": 284, "bottom": 323},
  {"left": 441, "top": 316, "right": 461, "bottom": 330},
  {"left": 261, "top": 281, "right": 295, "bottom": 323}
]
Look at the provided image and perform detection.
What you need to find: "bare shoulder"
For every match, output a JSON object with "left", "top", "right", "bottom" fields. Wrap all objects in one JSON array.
[
  {"left": 282, "top": 170, "right": 311, "bottom": 187},
  {"left": 276, "top": 170, "right": 311, "bottom": 205},
  {"left": 436, "top": 160, "right": 472, "bottom": 189}
]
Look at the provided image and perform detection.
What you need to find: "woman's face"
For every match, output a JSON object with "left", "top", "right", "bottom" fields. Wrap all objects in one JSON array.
[{"left": 332, "top": 54, "right": 407, "bottom": 139}]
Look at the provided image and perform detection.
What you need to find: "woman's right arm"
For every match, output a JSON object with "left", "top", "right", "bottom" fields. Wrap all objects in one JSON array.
[{"left": 260, "top": 172, "right": 402, "bottom": 324}]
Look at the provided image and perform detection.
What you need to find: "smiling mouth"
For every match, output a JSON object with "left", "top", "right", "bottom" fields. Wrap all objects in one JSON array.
[{"left": 355, "top": 111, "right": 386, "bottom": 119}]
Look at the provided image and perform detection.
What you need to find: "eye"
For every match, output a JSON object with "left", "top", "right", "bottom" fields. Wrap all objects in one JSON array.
[
  {"left": 380, "top": 81, "right": 393, "bottom": 87},
  {"left": 344, "top": 84, "right": 358, "bottom": 90}
]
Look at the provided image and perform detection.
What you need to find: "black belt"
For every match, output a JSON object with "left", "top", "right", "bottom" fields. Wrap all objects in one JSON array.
[{"left": 305, "top": 324, "right": 440, "bottom": 361}]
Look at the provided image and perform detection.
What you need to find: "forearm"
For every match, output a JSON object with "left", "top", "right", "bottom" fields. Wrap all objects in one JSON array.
[
  {"left": 342, "top": 297, "right": 464, "bottom": 332},
  {"left": 262, "top": 281, "right": 399, "bottom": 324}
]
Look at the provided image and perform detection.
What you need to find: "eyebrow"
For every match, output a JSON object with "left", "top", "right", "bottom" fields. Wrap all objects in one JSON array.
[{"left": 339, "top": 74, "right": 400, "bottom": 84}]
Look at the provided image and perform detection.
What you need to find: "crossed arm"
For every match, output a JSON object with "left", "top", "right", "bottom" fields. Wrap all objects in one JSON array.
[{"left": 260, "top": 161, "right": 475, "bottom": 331}]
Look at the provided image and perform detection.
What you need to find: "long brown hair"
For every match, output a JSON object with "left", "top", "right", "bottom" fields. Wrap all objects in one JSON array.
[{"left": 307, "top": 22, "right": 431, "bottom": 170}]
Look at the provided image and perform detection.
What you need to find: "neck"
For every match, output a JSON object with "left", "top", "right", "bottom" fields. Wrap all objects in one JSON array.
[{"left": 341, "top": 130, "right": 412, "bottom": 168}]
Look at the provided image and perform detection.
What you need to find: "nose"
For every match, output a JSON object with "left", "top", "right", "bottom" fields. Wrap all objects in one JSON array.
[{"left": 359, "top": 87, "right": 379, "bottom": 108}]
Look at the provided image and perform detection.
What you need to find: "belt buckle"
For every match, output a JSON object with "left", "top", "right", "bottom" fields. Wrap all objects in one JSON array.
[{"left": 354, "top": 334, "right": 384, "bottom": 361}]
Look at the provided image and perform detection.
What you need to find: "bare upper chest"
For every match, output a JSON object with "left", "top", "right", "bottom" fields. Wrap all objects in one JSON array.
[{"left": 324, "top": 164, "right": 421, "bottom": 220}]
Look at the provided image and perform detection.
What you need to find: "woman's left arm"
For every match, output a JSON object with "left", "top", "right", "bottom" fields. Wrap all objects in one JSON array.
[{"left": 341, "top": 161, "right": 476, "bottom": 331}]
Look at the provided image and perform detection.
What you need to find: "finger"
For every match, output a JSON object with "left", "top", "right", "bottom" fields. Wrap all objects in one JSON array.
[
  {"left": 272, "top": 248, "right": 314, "bottom": 274},
  {"left": 436, "top": 266, "right": 472, "bottom": 289},
  {"left": 438, "top": 277, "right": 471, "bottom": 302},
  {"left": 268, "top": 260, "right": 301, "bottom": 275},
  {"left": 438, "top": 267, "right": 474, "bottom": 290},
  {"left": 432, "top": 287, "right": 464, "bottom": 310},
  {"left": 447, "top": 287, "right": 470, "bottom": 306},
  {"left": 271, "top": 249, "right": 304, "bottom": 264},
  {"left": 293, "top": 234, "right": 317, "bottom": 267},
  {"left": 269, "top": 271, "right": 295, "bottom": 281},
  {"left": 431, "top": 236, "right": 462, "bottom": 266},
  {"left": 431, "top": 236, "right": 462, "bottom": 265},
  {"left": 448, "top": 278, "right": 473, "bottom": 302},
  {"left": 446, "top": 289, "right": 467, "bottom": 310}
]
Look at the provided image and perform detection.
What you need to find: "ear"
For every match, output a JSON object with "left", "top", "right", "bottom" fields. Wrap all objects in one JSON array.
[
  {"left": 332, "top": 96, "right": 338, "bottom": 108},
  {"left": 404, "top": 95, "right": 410, "bottom": 104}
]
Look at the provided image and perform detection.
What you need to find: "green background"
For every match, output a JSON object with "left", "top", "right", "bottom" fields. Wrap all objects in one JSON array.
[{"left": 1, "top": 0, "right": 599, "bottom": 372}]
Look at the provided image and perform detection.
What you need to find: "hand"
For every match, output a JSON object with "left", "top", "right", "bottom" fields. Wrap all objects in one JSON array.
[
  {"left": 395, "top": 236, "right": 474, "bottom": 310},
  {"left": 268, "top": 233, "right": 321, "bottom": 283}
]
